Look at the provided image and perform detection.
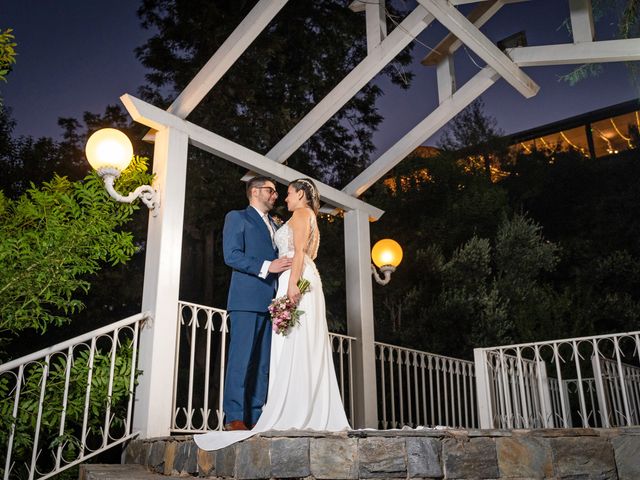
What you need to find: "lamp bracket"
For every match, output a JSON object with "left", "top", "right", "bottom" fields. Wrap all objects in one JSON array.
[
  {"left": 371, "top": 264, "right": 396, "bottom": 286},
  {"left": 98, "top": 167, "right": 160, "bottom": 215}
]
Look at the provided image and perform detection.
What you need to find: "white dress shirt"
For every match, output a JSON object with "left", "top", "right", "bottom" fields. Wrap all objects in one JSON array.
[{"left": 251, "top": 205, "right": 273, "bottom": 279}]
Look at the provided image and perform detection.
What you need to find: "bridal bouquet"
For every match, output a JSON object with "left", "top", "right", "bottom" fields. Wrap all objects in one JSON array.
[{"left": 268, "top": 278, "right": 311, "bottom": 336}]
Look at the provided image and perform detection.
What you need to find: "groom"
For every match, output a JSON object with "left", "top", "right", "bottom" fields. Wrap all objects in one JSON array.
[{"left": 222, "top": 176, "right": 291, "bottom": 431}]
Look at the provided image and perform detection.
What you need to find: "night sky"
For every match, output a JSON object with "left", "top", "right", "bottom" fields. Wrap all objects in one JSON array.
[{"left": 3, "top": 0, "right": 639, "bottom": 155}]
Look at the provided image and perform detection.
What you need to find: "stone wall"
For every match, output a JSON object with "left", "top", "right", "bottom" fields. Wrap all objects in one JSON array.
[{"left": 123, "top": 427, "right": 640, "bottom": 479}]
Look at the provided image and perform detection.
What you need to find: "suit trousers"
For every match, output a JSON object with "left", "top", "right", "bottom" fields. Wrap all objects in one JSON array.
[{"left": 223, "top": 311, "right": 272, "bottom": 425}]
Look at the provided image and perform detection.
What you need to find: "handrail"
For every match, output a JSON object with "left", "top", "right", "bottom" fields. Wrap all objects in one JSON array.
[
  {"left": 171, "top": 302, "right": 359, "bottom": 432},
  {"left": 0, "top": 311, "right": 151, "bottom": 371},
  {"left": 1, "top": 312, "right": 149, "bottom": 480},
  {"left": 474, "top": 330, "right": 640, "bottom": 429},
  {"left": 375, "top": 340, "right": 475, "bottom": 365},
  {"left": 375, "top": 341, "right": 477, "bottom": 429},
  {"left": 475, "top": 329, "right": 640, "bottom": 351}
]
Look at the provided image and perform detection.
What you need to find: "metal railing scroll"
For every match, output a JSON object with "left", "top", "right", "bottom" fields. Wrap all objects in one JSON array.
[
  {"left": 375, "top": 342, "right": 477, "bottom": 429},
  {"left": 0, "top": 312, "right": 148, "bottom": 480},
  {"left": 474, "top": 331, "right": 640, "bottom": 429},
  {"left": 172, "top": 301, "right": 358, "bottom": 432}
]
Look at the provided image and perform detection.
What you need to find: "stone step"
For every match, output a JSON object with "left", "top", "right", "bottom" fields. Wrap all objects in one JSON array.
[
  {"left": 79, "top": 464, "right": 177, "bottom": 479},
  {"left": 120, "top": 427, "right": 640, "bottom": 479}
]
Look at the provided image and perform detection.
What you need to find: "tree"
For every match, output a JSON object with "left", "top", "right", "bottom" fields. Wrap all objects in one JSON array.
[
  {"left": 364, "top": 140, "right": 512, "bottom": 354},
  {"left": 438, "top": 99, "right": 509, "bottom": 182},
  {"left": 0, "top": 157, "right": 153, "bottom": 345},
  {"left": 0, "top": 27, "right": 16, "bottom": 103},
  {"left": 503, "top": 146, "right": 640, "bottom": 339},
  {"left": 372, "top": 212, "right": 562, "bottom": 358},
  {"left": 134, "top": 0, "right": 415, "bottom": 312},
  {"left": 559, "top": 0, "right": 640, "bottom": 88},
  {"left": 136, "top": 0, "right": 412, "bottom": 184}
]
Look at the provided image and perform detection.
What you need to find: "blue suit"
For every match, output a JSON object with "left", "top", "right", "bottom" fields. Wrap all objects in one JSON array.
[{"left": 222, "top": 206, "right": 278, "bottom": 425}]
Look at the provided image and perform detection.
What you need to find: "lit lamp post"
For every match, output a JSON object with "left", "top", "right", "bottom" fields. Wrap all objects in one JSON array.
[
  {"left": 371, "top": 238, "right": 403, "bottom": 285},
  {"left": 85, "top": 125, "right": 190, "bottom": 437},
  {"left": 85, "top": 128, "right": 159, "bottom": 212}
]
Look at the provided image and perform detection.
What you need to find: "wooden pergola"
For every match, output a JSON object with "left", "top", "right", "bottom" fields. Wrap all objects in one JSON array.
[{"left": 123, "top": 0, "right": 640, "bottom": 437}]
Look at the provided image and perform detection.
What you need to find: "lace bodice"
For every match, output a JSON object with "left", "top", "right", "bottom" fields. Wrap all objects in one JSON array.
[{"left": 274, "top": 214, "right": 319, "bottom": 260}]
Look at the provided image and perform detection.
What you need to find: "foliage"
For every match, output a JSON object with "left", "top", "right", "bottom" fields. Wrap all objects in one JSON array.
[
  {"left": 502, "top": 147, "right": 640, "bottom": 337},
  {"left": 134, "top": 0, "right": 415, "bottom": 311},
  {"left": 374, "top": 213, "right": 561, "bottom": 357},
  {"left": 559, "top": 0, "right": 640, "bottom": 89},
  {"left": 136, "top": 0, "right": 413, "bottom": 183},
  {"left": 0, "top": 338, "right": 138, "bottom": 480},
  {"left": 438, "top": 99, "right": 509, "bottom": 182},
  {"left": 367, "top": 100, "right": 640, "bottom": 358},
  {"left": 0, "top": 157, "right": 153, "bottom": 339},
  {"left": 0, "top": 28, "right": 16, "bottom": 82},
  {"left": 557, "top": 63, "right": 604, "bottom": 87}
]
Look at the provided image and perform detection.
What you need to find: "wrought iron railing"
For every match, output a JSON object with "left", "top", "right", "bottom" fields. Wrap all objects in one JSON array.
[
  {"left": 329, "top": 333, "right": 356, "bottom": 423},
  {"left": 474, "top": 331, "right": 640, "bottom": 429},
  {"left": 375, "top": 342, "right": 477, "bottom": 429},
  {"left": 171, "top": 301, "right": 357, "bottom": 432},
  {"left": 0, "top": 312, "right": 148, "bottom": 480},
  {"left": 171, "top": 301, "right": 228, "bottom": 433}
]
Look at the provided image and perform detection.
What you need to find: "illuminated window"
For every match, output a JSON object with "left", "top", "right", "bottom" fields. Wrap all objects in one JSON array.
[{"left": 591, "top": 110, "right": 639, "bottom": 157}]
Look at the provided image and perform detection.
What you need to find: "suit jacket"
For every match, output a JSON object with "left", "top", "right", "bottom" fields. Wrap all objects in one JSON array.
[{"left": 223, "top": 206, "right": 278, "bottom": 312}]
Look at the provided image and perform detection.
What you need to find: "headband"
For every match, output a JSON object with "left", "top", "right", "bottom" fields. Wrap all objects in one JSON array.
[{"left": 297, "top": 179, "right": 318, "bottom": 200}]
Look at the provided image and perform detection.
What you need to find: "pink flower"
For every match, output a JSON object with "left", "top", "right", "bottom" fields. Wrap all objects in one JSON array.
[{"left": 268, "top": 278, "right": 312, "bottom": 336}]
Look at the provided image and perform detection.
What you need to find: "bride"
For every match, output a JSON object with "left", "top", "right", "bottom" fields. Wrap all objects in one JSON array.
[{"left": 194, "top": 178, "right": 350, "bottom": 450}]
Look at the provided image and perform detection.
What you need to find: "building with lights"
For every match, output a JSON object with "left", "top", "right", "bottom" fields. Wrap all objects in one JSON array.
[{"left": 509, "top": 98, "right": 640, "bottom": 158}]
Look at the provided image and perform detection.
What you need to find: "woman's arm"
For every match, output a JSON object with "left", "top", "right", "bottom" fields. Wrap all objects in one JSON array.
[{"left": 287, "top": 208, "right": 312, "bottom": 303}]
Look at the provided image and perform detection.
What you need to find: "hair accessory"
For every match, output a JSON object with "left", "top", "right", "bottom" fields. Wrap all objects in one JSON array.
[{"left": 297, "top": 179, "right": 318, "bottom": 199}]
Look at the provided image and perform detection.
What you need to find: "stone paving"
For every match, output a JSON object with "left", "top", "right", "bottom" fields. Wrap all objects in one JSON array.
[{"left": 113, "top": 427, "right": 640, "bottom": 479}]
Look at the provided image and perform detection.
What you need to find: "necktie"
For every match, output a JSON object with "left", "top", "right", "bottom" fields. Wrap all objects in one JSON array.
[{"left": 264, "top": 214, "right": 275, "bottom": 246}]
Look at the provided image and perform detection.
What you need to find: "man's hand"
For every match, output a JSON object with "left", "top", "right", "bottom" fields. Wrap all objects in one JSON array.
[{"left": 268, "top": 257, "right": 292, "bottom": 273}]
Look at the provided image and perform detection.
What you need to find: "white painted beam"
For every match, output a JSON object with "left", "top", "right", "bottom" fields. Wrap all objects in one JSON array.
[
  {"left": 366, "top": 0, "right": 387, "bottom": 54},
  {"left": 507, "top": 39, "right": 640, "bottom": 66},
  {"left": 121, "top": 94, "right": 384, "bottom": 220},
  {"left": 421, "top": 0, "right": 528, "bottom": 66},
  {"left": 445, "top": 0, "right": 506, "bottom": 59},
  {"left": 167, "top": 0, "right": 289, "bottom": 119},
  {"left": 265, "top": 5, "right": 435, "bottom": 165},
  {"left": 417, "top": 0, "right": 539, "bottom": 98},
  {"left": 569, "top": 0, "right": 595, "bottom": 43},
  {"left": 436, "top": 55, "right": 457, "bottom": 103},
  {"left": 343, "top": 67, "right": 500, "bottom": 198}
]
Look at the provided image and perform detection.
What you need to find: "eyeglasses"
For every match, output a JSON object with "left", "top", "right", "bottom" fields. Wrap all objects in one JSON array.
[{"left": 255, "top": 186, "right": 278, "bottom": 196}]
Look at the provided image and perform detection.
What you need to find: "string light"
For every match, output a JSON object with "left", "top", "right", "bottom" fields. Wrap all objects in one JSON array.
[
  {"left": 610, "top": 118, "right": 633, "bottom": 148},
  {"left": 559, "top": 131, "right": 587, "bottom": 156},
  {"left": 592, "top": 126, "right": 616, "bottom": 154},
  {"left": 539, "top": 137, "right": 551, "bottom": 149}
]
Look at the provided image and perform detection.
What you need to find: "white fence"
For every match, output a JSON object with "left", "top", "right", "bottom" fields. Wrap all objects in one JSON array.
[
  {"left": 172, "top": 302, "right": 473, "bottom": 432},
  {"left": 0, "top": 312, "right": 148, "bottom": 480},
  {"left": 375, "top": 342, "right": 477, "bottom": 429},
  {"left": 474, "top": 331, "right": 640, "bottom": 429},
  {"left": 171, "top": 302, "right": 228, "bottom": 433},
  {"left": 171, "top": 301, "right": 357, "bottom": 432},
  {"left": 6, "top": 304, "right": 638, "bottom": 480}
]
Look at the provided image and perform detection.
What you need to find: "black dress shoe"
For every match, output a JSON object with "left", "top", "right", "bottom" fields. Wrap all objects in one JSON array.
[{"left": 224, "top": 420, "right": 249, "bottom": 431}]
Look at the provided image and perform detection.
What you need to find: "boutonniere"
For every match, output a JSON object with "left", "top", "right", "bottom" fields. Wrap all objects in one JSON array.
[{"left": 272, "top": 215, "right": 284, "bottom": 228}]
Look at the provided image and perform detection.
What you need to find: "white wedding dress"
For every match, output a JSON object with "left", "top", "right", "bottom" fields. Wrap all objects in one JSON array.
[{"left": 194, "top": 216, "right": 350, "bottom": 450}]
